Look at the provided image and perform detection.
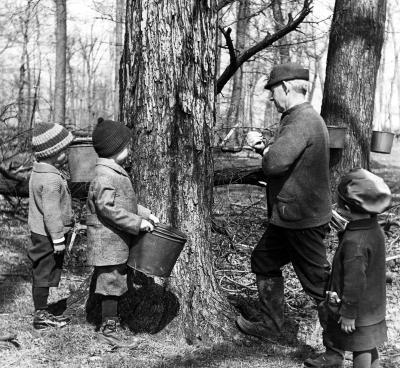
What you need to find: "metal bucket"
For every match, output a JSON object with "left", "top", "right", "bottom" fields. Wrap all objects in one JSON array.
[
  {"left": 327, "top": 126, "right": 347, "bottom": 149},
  {"left": 128, "top": 224, "right": 187, "bottom": 277},
  {"left": 68, "top": 139, "right": 98, "bottom": 182},
  {"left": 371, "top": 131, "right": 394, "bottom": 154}
]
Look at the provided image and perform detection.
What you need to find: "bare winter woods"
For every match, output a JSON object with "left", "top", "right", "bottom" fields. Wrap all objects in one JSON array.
[{"left": 0, "top": 0, "right": 398, "bottom": 345}]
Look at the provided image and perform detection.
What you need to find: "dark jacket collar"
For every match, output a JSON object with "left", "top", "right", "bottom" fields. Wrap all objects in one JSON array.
[
  {"left": 346, "top": 216, "right": 378, "bottom": 231},
  {"left": 281, "top": 102, "right": 310, "bottom": 119},
  {"left": 96, "top": 158, "right": 129, "bottom": 177}
]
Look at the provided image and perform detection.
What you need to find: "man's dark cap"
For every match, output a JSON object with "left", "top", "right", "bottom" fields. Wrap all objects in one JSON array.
[{"left": 265, "top": 62, "right": 309, "bottom": 90}]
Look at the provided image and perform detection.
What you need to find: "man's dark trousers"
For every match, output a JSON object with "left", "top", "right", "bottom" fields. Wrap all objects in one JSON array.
[{"left": 251, "top": 223, "right": 330, "bottom": 302}]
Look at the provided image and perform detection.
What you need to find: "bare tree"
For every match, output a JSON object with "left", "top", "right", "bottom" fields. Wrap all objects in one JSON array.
[
  {"left": 114, "top": 0, "right": 125, "bottom": 119},
  {"left": 54, "top": 0, "right": 67, "bottom": 126},
  {"left": 121, "top": 0, "right": 235, "bottom": 340},
  {"left": 321, "top": 0, "right": 387, "bottom": 182},
  {"left": 217, "top": 0, "right": 312, "bottom": 94},
  {"left": 223, "top": 0, "right": 251, "bottom": 145}
]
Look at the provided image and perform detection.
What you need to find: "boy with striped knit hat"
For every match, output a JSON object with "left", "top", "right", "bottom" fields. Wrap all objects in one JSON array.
[{"left": 28, "top": 122, "right": 73, "bottom": 329}]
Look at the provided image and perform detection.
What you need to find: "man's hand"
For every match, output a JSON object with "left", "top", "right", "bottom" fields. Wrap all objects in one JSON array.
[
  {"left": 148, "top": 214, "right": 160, "bottom": 225},
  {"left": 140, "top": 219, "right": 154, "bottom": 232},
  {"left": 338, "top": 316, "right": 356, "bottom": 334},
  {"left": 246, "top": 131, "right": 265, "bottom": 148},
  {"left": 53, "top": 243, "right": 66, "bottom": 254},
  {"left": 246, "top": 131, "right": 266, "bottom": 155}
]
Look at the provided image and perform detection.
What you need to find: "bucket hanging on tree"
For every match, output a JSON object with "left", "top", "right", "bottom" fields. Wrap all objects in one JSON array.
[
  {"left": 68, "top": 138, "right": 98, "bottom": 183},
  {"left": 370, "top": 131, "right": 394, "bottom": 154},
  {"left": 327, "top": 126, "right": 347, "bottom": 149}
]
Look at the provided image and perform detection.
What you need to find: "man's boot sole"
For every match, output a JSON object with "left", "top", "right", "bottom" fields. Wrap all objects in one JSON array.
[{"left": 236, "top": 315, "right": 279, "bottom": 340}]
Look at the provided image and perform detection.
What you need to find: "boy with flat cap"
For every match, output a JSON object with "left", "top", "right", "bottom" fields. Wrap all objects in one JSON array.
[
  {"left": 238, "top": 62, "right": 336, "bottom": 355},
  {"left": 305, "top": 168, "right": 391, "bottom": 368}
]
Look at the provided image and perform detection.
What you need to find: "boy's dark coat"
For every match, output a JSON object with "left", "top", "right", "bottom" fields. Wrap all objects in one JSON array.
[{"left": 330, "top": 217, "right": 386, "bottom": 326}]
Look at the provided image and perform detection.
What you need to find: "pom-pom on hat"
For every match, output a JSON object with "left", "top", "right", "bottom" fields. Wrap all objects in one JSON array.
[
  {"left": 32, "top": 123, "right": 73, "bottom": 159},
  {"left": 92, "top": 117, "right": 132, "bottom": 158},
  {"left": 337, "top": 168, "right": 392, "bottom": 214},
  {"left": 264, "top": 62, "right": 309, "bottom": 90}
]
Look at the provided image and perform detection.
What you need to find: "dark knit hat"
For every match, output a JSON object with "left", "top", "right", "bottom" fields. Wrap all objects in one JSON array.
[
  {"left": 32, "top": 123, "right": 73, "bottom": 159},
  {"left": 337, "top": 168, "right": 391, "bottom": 214},
  {"left": 265, "top": 62, "right": 309, "bottom": 90},
  {"left": 92, "top": 117, "right": 132, "bottom": 158}
]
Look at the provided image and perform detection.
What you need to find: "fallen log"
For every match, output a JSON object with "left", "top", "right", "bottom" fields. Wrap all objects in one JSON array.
[{"left": 0, "top": 148, "right": 265, "bottom": 198}]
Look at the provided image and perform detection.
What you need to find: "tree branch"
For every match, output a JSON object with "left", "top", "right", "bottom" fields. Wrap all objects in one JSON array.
[
  {"left": 0, "top": 165, "right": 26, "bottom": 182},
  {"left": 216, "top": 0, "right": 313, "bottom": 94},
  {"left": 216, "top": 0, "right": 237, "bottom": 12},
  {"left": 219, "top": 27, "right": 236, "bottom": 66}
]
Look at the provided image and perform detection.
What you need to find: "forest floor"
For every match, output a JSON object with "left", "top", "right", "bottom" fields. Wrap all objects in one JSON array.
[{"left": 1, "top": 142, "right": 400, "bottom": 367}]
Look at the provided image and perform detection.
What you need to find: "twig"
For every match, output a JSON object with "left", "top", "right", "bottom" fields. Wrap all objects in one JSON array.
[
  {"left": 219, "top": 274, "right": 256, "bottom": 289},
  {"left": 386, "top": 254, "right": 400, "bottom": 262}
]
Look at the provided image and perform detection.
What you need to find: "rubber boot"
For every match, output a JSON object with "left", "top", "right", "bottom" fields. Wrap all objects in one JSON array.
[{"left": 236, "top": 275, "right": 284, "bottom": 339}]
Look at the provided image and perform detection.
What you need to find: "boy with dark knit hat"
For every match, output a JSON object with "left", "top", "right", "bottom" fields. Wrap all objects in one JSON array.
[
  {"left": 28, "top": 122, "right": 74, "bottom": 329},
  {"left": 86, "top": 118, "right": 159, "bottom": 348},
  {"left": 305, "top": 168, "right": 391, "bottom": 368}
]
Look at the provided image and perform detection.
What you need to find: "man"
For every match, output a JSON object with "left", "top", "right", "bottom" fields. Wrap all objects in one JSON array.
[{"left": 237, "top": 63, "right": 344, "bottom": 368}]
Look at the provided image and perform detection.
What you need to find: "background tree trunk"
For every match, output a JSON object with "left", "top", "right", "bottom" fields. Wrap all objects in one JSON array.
[
  {"left": 120, "top": 0, "right": 234, "bottom": 342},
  {"left": 321, "top": 0, "right": 387, "bottom": 186},
  {"left": 271, "top": 0, "right": 290, "bottom": 63},
  {"left": 224, "top": 0, "right": 250, "bottom": 146},
  {"left": 54, "top": 0, "right": 67, "bottom": 126},
  {"left": 114, "top": 0, "right": 124, "bottom": 120}
]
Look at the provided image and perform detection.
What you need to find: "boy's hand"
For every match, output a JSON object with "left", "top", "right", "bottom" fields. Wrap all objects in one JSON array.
[
  {"left": 338, "top": 316, "right": 356, "bottom": 333},
  {"left": 53, "top": 243, "right": 66, "bottom": 254},
  {"left": 140, "top": 219, "right": 154, "bottom": 232},
  {"left": 148, "top": 214, "right": 160, "bottom": 225}
]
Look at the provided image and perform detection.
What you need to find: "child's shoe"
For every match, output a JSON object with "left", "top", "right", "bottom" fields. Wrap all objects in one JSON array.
[
  {"left": 33, "top": 310, "right": 70, "bottom": 329},
  {"left": 303, "top": 352, "right": 344, "bottom": 368},
  {"left": 98, "top": 319, "right": 138, "bottom": 348}
]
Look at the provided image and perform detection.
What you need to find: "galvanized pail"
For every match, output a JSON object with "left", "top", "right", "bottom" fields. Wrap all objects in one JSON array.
[
  {"left": 327, "top": 126, "right": 347, "bottom": 149},
  {"left": 371, "top": 131, "right": 394, "bottom": 154},
  {"left": 68, "top": 139, "right": 98, "bottom": 182},
  {"left": 128, "top": 224, "right": 187, "bottom": 277}
]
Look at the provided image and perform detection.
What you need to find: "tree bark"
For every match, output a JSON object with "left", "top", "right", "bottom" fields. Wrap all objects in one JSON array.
[
  {"left": 120, "top": 0, "right": 235, "bottom": 342},
  {"left": 54, "top": 0, "right": 67, "bottom": 126},
  {"left": 321, "top": 0, "right": 386, "bottom": 186}
]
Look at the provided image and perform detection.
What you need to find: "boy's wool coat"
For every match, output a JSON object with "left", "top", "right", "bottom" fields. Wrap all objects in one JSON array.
[{"left": 86, "top": 158, "right": 151, "bottom": 266}]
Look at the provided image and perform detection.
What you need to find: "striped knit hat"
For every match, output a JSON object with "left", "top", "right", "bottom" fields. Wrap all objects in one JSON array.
[{"left": 32, "top": 123, "right": 73, "bottom": 159}]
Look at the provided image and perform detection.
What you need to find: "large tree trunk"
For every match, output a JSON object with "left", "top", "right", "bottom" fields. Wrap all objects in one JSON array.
[
  {"left": 120, "top": 1, "right": 234, "bottom": 342},
  {"left": 321, "top": 0, "right": 386, "bottom": 184},
  {"left": 54, "top": 0, "right": 67, "bottom": 126}
]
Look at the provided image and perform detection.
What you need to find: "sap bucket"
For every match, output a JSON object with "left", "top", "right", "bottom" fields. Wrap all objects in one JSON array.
[
  {"left": 68, "top": 138, "right": 98, "bottom": 182},
  {"left": 371, "top": 131, "right": 395, "bottom": 154},
  {"left": 128, "top": 224, "right": 187, "bottom": 277},
  {"left": 327, "top": 126, "right": 347, "bottom": 149}
]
